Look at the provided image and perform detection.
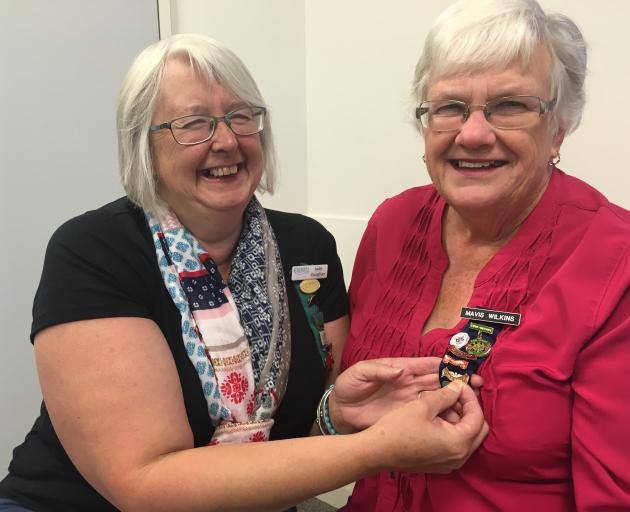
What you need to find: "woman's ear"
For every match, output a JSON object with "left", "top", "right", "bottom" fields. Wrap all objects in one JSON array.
[{"left": 551, "top": 128, "right": 566, "bottom": 157}]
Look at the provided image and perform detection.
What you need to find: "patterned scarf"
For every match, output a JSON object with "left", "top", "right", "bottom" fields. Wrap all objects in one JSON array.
[{"left": 146, "top": 197, "right": 291, "bottom": 444}]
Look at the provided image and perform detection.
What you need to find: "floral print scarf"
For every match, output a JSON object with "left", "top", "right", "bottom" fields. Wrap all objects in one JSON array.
[{"left": 146, "top": 197, "right": 291, "bottom": 444}]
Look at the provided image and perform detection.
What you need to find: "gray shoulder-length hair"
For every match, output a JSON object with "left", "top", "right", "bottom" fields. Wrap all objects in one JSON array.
[
  {"left": 117, "top": 33, "right": 277, "bottom": 215},
  {"left": 412, "top": 0, "right": 587, "bottom": 135}
]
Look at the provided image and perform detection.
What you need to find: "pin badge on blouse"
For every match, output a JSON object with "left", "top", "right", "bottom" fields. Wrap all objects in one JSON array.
[
  {"left": 448, "top": 346, "right": 478, "bottom": 361},
  {"left": 442, "top": 353, "right": 469, "bottom": 369},
  {"left": 441, "top": 367, "right": 470, "bottom": 384},
  {"left": 466, "top": 336, "right": 493, "bottom": 357},
  {"left": 450, "top": 332, "right": 470, "bottom": 349},
  {"left": 299, "top": 279, "right": 321, "bottom": 294},
  {"left": 465, "top": 321, "right": 495, "bottom": 357},
  {"left": 469, "top": 322, "right": 494, "bottom": 335}
]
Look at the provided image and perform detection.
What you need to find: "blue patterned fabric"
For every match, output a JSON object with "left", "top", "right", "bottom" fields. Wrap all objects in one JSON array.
[
  {"left": 230, "top": 200, "right": 277, "bottom": 394},
  {"left": 145, "top": 197, "right": 291, "bottom": 428}
]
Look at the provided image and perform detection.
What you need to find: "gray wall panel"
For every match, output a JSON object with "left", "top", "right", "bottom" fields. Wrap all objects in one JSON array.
[{"left": 0, "top": 0, "right": 159, "bottom": 467}]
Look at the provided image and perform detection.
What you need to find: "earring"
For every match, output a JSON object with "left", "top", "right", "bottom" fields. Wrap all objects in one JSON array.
[
  {"left": 422, "top": 154, "right": 426, "bottom": 163},
  {"left": 548, "top": 154, "right": 561, "bottom": 167}
]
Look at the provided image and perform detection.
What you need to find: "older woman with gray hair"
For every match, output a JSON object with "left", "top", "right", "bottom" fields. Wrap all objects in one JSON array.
[
  {"left": 0, "top": 34, "right": 487, "bottom": 511},
  {"left": 341, "top": 0, "right": 630, "bottom": 510}
]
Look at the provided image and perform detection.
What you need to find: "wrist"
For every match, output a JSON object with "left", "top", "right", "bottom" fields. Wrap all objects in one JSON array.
[
  {"left": 316, "top": 385, "right": 339, "bottom": 435},
  {"left": 327, "top": 388, "right": 356, "bottom": 435},
  {"left": 355, "top": 426, "right": 391, "bottom": 474}
]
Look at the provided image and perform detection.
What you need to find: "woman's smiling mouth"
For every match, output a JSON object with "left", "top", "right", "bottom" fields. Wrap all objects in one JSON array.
[
  {"left": 200, "top": 164, "right": 240, "bottom": 178},
  {"left": 449, "top": 159, "right": 508, "bottom": 170}
]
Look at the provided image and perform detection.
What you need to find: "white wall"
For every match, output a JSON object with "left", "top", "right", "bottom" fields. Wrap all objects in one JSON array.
[
  {"left": 167, "top": 0, "right": 308, "bottom": 214},
  {"left": 0, "top": 0, "right": 158, "bottom": 467},
  {"left": 171, "top": 0, "right": 630, "bottom": 281},
  {"left": 305, "top": 0, "right": 630, "bottom": 277}
]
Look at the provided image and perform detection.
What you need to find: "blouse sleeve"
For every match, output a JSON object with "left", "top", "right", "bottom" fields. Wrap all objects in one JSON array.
[
  {"left": 571, "top": 245, "right": 630, "bottom": 509},
  {"left": 31, "top": 209, "right": 155, "bottom": 341},
  {"left": 347, "top": 206, "right": 380, "bottom": 315}
]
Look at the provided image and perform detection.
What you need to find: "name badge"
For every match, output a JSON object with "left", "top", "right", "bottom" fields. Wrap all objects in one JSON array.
[
  {"left": 460, "top": 307, "right": 521, "bottom": 326},
  {"left": 291, "top": 264, "right": 328, "bottom": 280}
]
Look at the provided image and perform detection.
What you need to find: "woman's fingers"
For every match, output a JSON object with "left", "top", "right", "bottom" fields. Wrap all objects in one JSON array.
[
  {"left": 451, "top": 384, "right": 487, "bottom": 440},
  {"left": 365, "top": 383, "right": 488, "bottom": 474},
  {"left": 420, "top": 381, "right": 465, "bottom": 417},
  {"left": 469, "top": 373, "right": 484, "bottom": 387},
  {"left": 353, "top": 360, "right": 404, "bottom": 383},
  {"left": 439, "top": 408, "right": 462, "bottom": 424},
  {"left": 366, "top": 356, "right": 441, "bottom": 377}
]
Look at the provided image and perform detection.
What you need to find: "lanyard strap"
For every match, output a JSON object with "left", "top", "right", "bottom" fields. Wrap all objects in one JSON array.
[
  {"left": 438, "top": 320, "right": 505, "bottom": 387},
  {"left": 293, "top": 277, "right": 333, "bottom": 369}
]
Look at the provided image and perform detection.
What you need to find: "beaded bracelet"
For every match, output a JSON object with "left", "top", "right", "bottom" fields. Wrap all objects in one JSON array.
[{"left": 316, "top": 384, "right": 338, "bottom": 435}]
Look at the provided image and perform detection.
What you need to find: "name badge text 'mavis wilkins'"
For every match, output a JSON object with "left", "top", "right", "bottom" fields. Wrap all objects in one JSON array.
[{"left": 460, "top": 307, "right": 521, "bottom": 326}]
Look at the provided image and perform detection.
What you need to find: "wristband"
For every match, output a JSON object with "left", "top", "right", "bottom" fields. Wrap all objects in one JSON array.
[{"left": 316, "top": 384, "right": 338, "bottom": 435}]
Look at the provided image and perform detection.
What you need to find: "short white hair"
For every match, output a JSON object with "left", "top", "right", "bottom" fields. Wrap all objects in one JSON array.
[
  {"left": 412, "top": 0, "right": 587, "bottom": 135},
  {"left": 117, "top": 34, "right": 277, "bottom": 215}
]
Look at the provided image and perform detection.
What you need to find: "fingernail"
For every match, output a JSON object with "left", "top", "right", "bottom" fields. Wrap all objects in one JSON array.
[{"left": 447, "top": 381, "right": 464, "bottom": 392}]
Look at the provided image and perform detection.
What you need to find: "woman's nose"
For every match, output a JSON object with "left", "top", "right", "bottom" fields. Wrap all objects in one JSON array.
[
  {"left": 210, "top": 120, "right": 238, "bottom": 152},
  {"left": 454, "top": 109, "right": 496, "bottom": 148}
]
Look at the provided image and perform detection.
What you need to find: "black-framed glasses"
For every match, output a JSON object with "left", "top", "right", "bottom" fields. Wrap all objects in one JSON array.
[
  {"left": 415, "top": 95, "right": 556, "bottom": 132},
  {"left": 149, "top": 106, "right": 266, "bottom": 145}
]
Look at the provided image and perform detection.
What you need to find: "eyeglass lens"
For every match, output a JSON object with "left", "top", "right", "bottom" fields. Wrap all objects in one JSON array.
[
  {"left": 171, "top": 107, "right": 265, "bottom": 144},
  {"left": 420, "top": 96, "right": 545, "bottom": 131}
]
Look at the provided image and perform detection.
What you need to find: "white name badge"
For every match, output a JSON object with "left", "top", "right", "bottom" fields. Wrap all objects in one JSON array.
[{"left": 291, "top": 264, "right": 328, "bottom": 280}]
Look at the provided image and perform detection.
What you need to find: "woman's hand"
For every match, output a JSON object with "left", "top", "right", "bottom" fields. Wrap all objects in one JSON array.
[
  {"left": 362, "top": 382, "right": 489, "bottom": 474},
  {"left": 329, "top": 357, "right": 484, "bottom": 433},
  {"left": 329, "top": 357, "right": 441, "bottom": 433}
]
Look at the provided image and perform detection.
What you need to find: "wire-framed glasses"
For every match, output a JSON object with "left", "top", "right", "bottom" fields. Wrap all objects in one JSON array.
[
  {"left": 149, "top": 106, "right": 266, "bottom": 145},
  {"left": 415, "top": 95, "right": 556, "bottom": 132}
]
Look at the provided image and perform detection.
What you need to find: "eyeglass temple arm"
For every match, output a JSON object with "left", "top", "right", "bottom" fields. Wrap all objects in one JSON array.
[
  {"left": 415, "top": 106, "right": 429, "bottom": 119},
  {"left": 542, "top": 98, "right": 557, "bottom": 113},
  {"left": 149, "top": 122, "right": 171, "bottom": 131}
]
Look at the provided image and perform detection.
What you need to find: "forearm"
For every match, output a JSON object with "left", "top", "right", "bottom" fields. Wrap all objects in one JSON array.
[
  {"left": 120, "top": 432, "right": 378, "bottom": 512},
  {"left": 123, "top": 382, "right": 487, "bottom": 512}
]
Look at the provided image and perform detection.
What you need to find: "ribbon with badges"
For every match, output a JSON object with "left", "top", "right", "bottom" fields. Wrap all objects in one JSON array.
[
  {"left": 438, "top": 307, "right": 520, "bottom": 387},
  {"left": 292, "top": 264, "right": 333, "bottom": 370}
]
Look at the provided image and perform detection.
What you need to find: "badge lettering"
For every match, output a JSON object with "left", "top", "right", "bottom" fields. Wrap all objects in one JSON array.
[
  {"left": 460, "top": 307, "right": 521, "bottom": 326},
  {"left": 291, "top": 264, "right": 329, "bottom": 280}
]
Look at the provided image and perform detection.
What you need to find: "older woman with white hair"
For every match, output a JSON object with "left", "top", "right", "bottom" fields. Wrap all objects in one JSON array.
[
  {"left": 0, "top": 34, "right": 487, "bottom": 511},
  {"left": 341, "top": 0, "right": 630, "bottom": 510}
]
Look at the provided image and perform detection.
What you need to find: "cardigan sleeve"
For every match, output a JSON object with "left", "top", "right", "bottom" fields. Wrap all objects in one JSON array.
[{"left": 571, "top": 244, "right": 630, "bottom": 510}]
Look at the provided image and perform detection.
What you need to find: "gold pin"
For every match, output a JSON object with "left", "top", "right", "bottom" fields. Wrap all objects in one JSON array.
[
  {"left": 448, "top": 346, "right": 478, "bottom": 361},
  {"left": 299, "top": 279, "right": 320, "bottom": 294},
  {"left": 466, "top": 337, "right": 492, "bottom": 357},
  {"left": 441, "top": 367, "right": 470, "bottom": 384},
  {"left": 442, "top": 353, "right": 469, "bottom": 369}
]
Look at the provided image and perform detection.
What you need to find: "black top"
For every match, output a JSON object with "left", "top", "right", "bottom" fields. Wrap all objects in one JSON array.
[{"left": 0, "top": 198, "right": 348, "bottom": 512}]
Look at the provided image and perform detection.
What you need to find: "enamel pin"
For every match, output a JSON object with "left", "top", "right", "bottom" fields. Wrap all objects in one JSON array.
[{"left": 438, "top": 306, "right": 518, "bottom": 387}]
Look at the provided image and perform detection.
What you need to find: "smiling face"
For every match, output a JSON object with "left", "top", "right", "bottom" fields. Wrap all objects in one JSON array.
[
  {"left": 422, "top": 45, "right": 564, "bottom": 223},
  {"left": 150, "top": 57, "right": 264, "bottom": 226}
]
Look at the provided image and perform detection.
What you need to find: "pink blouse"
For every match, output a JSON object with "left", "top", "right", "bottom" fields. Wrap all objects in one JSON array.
[{"left": 341, "top": 170, "right": 630, "bottom": 511}]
